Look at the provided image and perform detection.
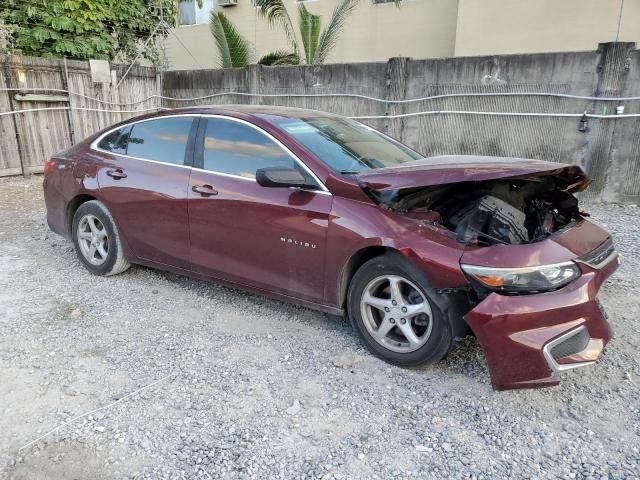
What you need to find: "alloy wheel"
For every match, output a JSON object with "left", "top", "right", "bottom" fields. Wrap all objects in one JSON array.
[
  {"left": 360, "top": 275, "right": 433, "bottom": 353},
  {"left": 77, "top": 214, "right": 109, "bottom": 266}
]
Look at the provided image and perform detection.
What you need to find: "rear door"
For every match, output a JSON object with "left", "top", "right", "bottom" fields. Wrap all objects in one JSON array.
[
  {"left": 187, "top": 116, "right": 332, "bottom": 303},
  {"left": 95, "top": 115, "right": 198, "bottom": 270}
]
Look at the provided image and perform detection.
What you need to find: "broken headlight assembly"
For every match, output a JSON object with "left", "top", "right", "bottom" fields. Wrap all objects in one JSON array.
[{"left": 460, "top": 261, "right": 581, "bottom": 294}]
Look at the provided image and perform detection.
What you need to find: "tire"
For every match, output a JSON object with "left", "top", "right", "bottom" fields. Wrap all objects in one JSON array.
[
  {"left": 347, "top": 252, "right": 455, "bottom": 367},
  {"left": 71, "top": 200, "right": 131, "bottom": 276}
]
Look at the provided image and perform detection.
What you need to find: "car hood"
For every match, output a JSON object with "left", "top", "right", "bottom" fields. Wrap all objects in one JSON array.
[{"left": 355, "top": 155, "right": 591, "bottom": 193}]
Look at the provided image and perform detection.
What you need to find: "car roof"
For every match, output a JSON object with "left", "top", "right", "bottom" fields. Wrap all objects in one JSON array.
[{"left": 163, "top": 104, "right": 341, "bottom": 122}]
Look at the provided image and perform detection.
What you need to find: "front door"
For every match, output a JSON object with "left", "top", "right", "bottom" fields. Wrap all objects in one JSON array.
[
  {"left": 188, "top": 116, "right": 332, "bottom": 303},
  {"left": 95, "top": 115, "right": 197, "bottom": 270}
]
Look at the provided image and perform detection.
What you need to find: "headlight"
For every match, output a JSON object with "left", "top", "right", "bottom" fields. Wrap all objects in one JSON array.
[{"left": 461, "top": 261, "right": 581, "bottom": 293}]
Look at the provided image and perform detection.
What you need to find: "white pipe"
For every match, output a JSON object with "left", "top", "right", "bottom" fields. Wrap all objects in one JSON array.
[
  {"left": 0, "top": 106, "right": 163, "bottom": 117},
  {"left": 0, "top": 106, "right": 637, "bottom": 120},
  {"left": 1, "top": 88, "right": 640, "bottom": 106}
]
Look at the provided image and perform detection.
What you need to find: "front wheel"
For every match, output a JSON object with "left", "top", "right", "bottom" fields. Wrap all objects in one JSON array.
[
  {"left": 72, "top": 200, "right": 131, "bottom": 276},
  {"left": 347, "top": 253, "right": 454, "bottom": 367}
]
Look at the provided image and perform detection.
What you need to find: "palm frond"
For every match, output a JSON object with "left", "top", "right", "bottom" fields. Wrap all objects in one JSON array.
[
  {"left": 258, "top": 50, "right": 300, "bottom": 66},
  {"left": 254, "top": 0, "right": 297, "bottom": 53},
  {"left": 298, "top": 3, "right": 321, "bottom": 64},
  {"left": 314, "top": 0, "right": 358, "bottom": 64},
  {"left": 209, "top": 11, "right": 251, "bottom": 68}
]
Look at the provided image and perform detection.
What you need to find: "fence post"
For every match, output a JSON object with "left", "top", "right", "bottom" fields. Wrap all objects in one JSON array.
[
  {"left": 584, "top": 41, "right": 635, "bottom": 200},
  {"left": 61, "top": 57, "right": 77, "bottom": 145},
  {"left": 384, "top": 57, "right": 410, "bottom": 141},
  {"left": 247, "top": 64, "right": 262, "bottom": 105},
  {"left": 2, "top": 61, "right": 26, "bottom": 176}
]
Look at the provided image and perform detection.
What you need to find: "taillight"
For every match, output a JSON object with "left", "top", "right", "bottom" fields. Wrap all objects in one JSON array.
[{"left": 43, "top": 159, "right": 56, "bottom": 176}]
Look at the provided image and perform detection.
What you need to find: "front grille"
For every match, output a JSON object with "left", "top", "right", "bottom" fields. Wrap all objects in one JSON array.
[
  {"left": 550, "top": 327, "right": 590, "bottom": 359},
  {"left": 578, "top": 237, "right": 615, "bottom": 268}
]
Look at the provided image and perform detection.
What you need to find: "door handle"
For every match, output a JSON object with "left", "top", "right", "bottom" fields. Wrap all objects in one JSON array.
[
  {"left": 106, "top": 169, "right": 127, "bottom": 179},
  {"left": 192, "top": 184, "right": 218, "bottom": 196}
]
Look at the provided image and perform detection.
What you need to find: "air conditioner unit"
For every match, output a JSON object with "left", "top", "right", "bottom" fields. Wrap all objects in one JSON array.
[{"left": 218, "top": 0, "right": 238, "bottom": 6}]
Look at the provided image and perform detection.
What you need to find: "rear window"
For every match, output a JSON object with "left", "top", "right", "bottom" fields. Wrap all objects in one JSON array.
[
  {"left": 126, "top": 117, "right": 194, "bottom": 165},
  {"left": 97, "top": 126, "right": 131, "bottom": 155}
]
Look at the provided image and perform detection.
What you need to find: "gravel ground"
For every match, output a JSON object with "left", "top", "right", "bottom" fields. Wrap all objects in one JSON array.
[{"left": 0, "top": 175, "right": 639, "bottom": 480}]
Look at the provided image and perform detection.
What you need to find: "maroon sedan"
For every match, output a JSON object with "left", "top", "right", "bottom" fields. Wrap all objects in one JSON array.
[{"left": 43, "top": 106, "right": 619, "bottom": 390}]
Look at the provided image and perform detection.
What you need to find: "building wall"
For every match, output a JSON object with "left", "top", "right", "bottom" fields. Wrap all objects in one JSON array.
[
  {"left": 454, "top": 0, "right": 640, "bottom": 56},
  {"left": 166, "top": 0, "right": 459, "bottom": 70},
  {"left": 165, "top": 0, "right": 640, "bottom": 71}
]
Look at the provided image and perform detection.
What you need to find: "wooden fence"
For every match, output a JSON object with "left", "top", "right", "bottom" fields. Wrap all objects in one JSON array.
[{"left": 0, "top": 55, "right": 160, "bottom": 176}]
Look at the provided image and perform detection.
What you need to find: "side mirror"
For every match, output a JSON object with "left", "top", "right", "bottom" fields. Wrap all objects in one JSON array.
[{"left": 256, "top": 167, "right": 316, "bottom": 189}]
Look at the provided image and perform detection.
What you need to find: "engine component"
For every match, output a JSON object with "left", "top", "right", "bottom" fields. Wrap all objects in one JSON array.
[{"left": 455, "top": 195, "right": 529, "bottom": 245}]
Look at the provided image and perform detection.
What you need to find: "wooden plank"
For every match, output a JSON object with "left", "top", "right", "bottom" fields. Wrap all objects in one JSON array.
[
  {"left": 0, "top": 54, "right": 159, "bottom": 176},
  {"left": 0, "top": 60, "right": 22, "bottom": 175}
]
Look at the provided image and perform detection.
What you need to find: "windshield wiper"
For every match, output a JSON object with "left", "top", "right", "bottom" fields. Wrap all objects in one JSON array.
[{"left": 339, "top": 169, "right": 363, "bottom": 175}]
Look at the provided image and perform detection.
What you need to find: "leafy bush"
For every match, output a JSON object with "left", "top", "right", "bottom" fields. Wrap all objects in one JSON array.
[{"left": 0, "top": 0, "right": 176, "bottom": 63}]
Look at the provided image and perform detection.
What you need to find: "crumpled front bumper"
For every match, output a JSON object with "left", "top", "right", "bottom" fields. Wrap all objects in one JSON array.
[{"left": 463, "top": 250, "right": 620, "bottom": 390}]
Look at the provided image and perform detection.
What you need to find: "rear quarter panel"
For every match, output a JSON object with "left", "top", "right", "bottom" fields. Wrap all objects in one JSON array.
[{"left": 43, "top": 153, "right": 81, "bottom": 238}]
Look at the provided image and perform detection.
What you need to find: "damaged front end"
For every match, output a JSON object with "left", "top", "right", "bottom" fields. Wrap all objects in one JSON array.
[
  {"left": 360, "top": 159, "right": 591, "bottom": 248},
  {"left": 357, "top": 156, "right": 618, "bottom": 390}
]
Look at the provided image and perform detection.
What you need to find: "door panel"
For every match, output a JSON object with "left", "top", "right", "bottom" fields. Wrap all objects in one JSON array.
[
  {"left": 188, "top": 170, "right": 332, "bottom": 302},
  {"left": 97, "top": 158, "right": 192, "bottom": 269},
  {"left": 95, "top": 116, "right": 197, "bottom": 270}
]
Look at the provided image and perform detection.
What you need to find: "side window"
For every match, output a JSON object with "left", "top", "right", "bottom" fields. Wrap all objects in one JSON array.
[
  {"left": 97, "top": 125, "right": 131, "bottom": 155},
  {"left": 127, "top": 117, "right": 194, "bottom": 165},
  {"left": 202, "top": 118, "right": 295, "bottom": 179}
]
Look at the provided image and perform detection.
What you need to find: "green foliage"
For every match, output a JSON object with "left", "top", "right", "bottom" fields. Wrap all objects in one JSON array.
[
  {"left": 298, "top": 3, "right": 320, "bottom": 64},
  {"left": 0, "top": 0, "right": 176, "bottom": 63},
  {"left": 210, "top": 11, "right": 250, "bottom": 68},
  {"left": 257, "top": 50, "right": 299, "bottom": 66},
  {"left": 254, "top": 0, "right": 298, "bottom": 54},
  {"left": 314, "top": 0, "right": 358, "bottom": 64},
  {"left": 255, "top": 0, "right": 375, "bottom": 65},
  {"left": 210, "top": 0, "right": 399, "bottom": 67}
]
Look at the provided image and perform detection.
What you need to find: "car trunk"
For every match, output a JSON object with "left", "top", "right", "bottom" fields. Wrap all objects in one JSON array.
[{"left": 357, "top": 155, "right": 594, "bottom": 252}]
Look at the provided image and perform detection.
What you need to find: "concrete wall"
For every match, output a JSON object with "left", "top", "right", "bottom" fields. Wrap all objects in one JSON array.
[
  {"left": 163, "top": 42, "right": 640, "bottom": 203},
  {"left": 166, "top": 0, "right": 640, "bottom": 70}
]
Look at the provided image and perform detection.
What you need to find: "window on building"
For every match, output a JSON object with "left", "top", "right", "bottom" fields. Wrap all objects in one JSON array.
[
  {"left": 178, "top": 0, "right": 215, "bottom": 26},
  {"left": 202, "top": 118, "right": 295, "bottom": 179},
  {"left": 127, "top": 117, "right": 194, "bottom": 165}
]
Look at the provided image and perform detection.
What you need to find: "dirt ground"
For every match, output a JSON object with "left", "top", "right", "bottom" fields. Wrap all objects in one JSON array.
[{"left": 0, "top": 175, "right": 638, "bottom": 480}]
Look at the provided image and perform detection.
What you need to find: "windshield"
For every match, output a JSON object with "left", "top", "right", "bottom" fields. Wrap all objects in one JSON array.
[{"left": 273, "top": 117, "right": 422, "bottom": 174}]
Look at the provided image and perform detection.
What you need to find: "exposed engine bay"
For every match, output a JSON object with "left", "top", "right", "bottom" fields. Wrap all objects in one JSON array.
[{"left": 376, "top": 177, "right": 585, "bottom": 246}]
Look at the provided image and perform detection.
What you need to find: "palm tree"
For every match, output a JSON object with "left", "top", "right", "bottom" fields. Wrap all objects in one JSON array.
[
  {"left": 256, "top": 0, "right": 359, "bottom": 64},
  {"left": 209, "top": 12, "right": 251, "bottom": 68},
  {"left": 212, "top": 0, "right": 399, "bottom": 67},
  {"left": 210, "top": 12, "right": 300, "bottom": 67}
]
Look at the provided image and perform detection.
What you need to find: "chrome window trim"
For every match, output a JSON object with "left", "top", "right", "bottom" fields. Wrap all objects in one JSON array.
[
  {"left": 199, "top": 114, "right": 330, "bottom": 193},
  {"left": 89, "top": 113, "right": 331, "bottom": 194},
  {"left": 542, "top": 325, "right": 595, "bottom": 373},
  {"left": 190, "top": 166, "right": 332, "bottom": 196},
  {"left": 89, "top": 113, "right": 199, "bottom": 167}
]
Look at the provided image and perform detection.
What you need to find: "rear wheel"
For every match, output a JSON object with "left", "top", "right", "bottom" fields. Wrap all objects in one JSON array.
[
  {"left": 72, "top": 200, "right": 130, "bottom": 276},
  {"left": 347, "top": 253, "right": 453, "bottom": 366}
]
